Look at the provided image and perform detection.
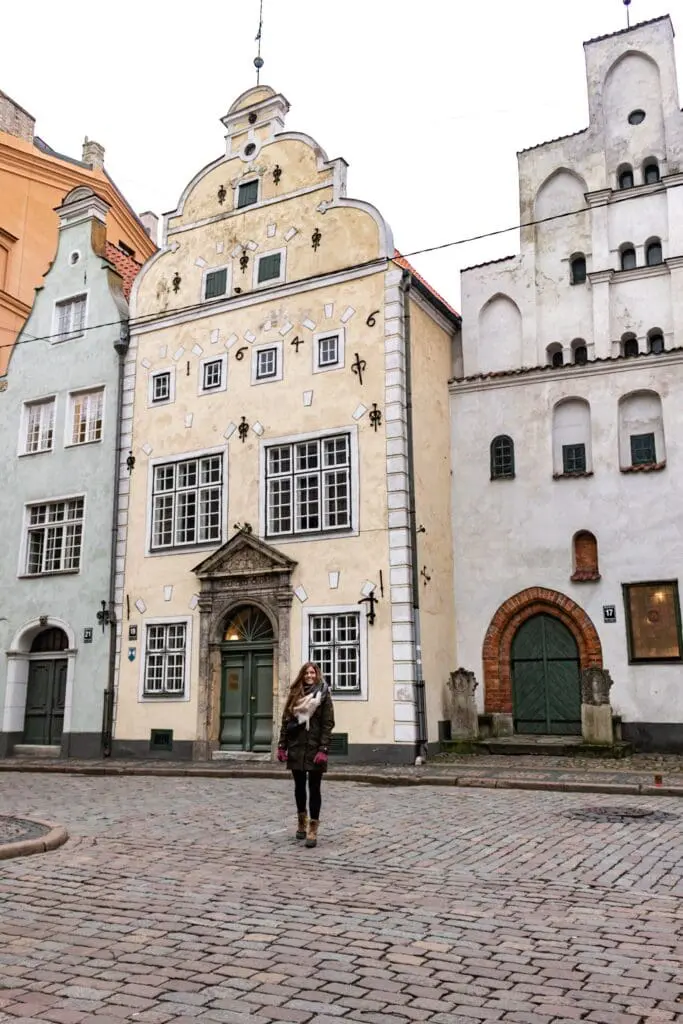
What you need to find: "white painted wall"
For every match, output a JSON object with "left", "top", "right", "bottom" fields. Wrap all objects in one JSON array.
[{"left": 452, "top": 17, "right": 683, "bottom": 739}]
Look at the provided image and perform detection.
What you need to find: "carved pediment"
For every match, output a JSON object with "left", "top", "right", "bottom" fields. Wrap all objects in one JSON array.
[{"left": 192, "top": 530, "right": 297, "bottom": 580}]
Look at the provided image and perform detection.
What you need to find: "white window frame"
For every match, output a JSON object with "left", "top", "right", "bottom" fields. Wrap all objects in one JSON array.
[
  {"left": 138, "top": 615, "right": 192, "bottom": 703},
  {"left": 19, "top": 396, "right": 57, "bottom": 456},
  {"left": 64, "top": 386, "right": 105, "bottom": 448},
  {"left": 258, "top": 425, "right": 360, "bottom": 544},
  {"left": 202, "top": 264, "right": 231, "bottom": 302},
  {"left": 148, "top": 367, "right": 176, "bottom": 408},
  {"left": 253, "top": 247, "right": 286, "bottom": 290},
  {"left": 52, "top": 292, "right": 88, "bottom": 343},
  {"left": 251, "top": 340, "right": 283, "bottom": 385},
  {"left": 313, "top": 327, "right": 346, "bottom": 374},
  {"left": 199, "top": 353, "right": 227, "bottom": 395},
  {"left": 235, "top": 177, "right": 260, "bottom": 210},
  {"left": 145, "top": 445, "right": 228, "bottom": 556},
  {"left": 19, "top": 494, "right": 86, "bottom": 578},
  {"left": 301, "top": 605, "right": 368, "bottom": 701}
]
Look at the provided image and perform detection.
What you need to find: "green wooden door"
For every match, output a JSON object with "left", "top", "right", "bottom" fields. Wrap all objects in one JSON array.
[
  {"left": 220, "top": 648, "right": 273, "bottom": 751},
  {"left": 23, "top": 659, "right": 67, "bottom": 745},
  {"left": 511, "top": 614, "right": 581, "bottom": 735}
]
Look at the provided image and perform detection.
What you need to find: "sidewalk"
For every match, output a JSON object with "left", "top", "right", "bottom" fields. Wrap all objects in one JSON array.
[{"left": 1, "top": 751, "right": 682, "bottom": 797}]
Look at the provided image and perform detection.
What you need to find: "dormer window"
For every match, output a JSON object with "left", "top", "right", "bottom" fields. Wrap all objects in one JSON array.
[
  {"left": 546, "top": 344, "right": 563, "bottom": 368},
  {"left": 570, "top": 255, "right": 586, "bottom": 285},
  {"left": 618, "top": 166, "right": 634, "bottom": 190},
  {"left": 572, "top": 340, "right": 588, "bottom": 365},
  {"left": 237, "top": 180, "right": 259, "bottom": 209},
  {"left": 620, "top": 246, "right": 636, "bottom": 272},
  {"left": 622, "top": 333, "right": 639, "bottom": 358},
  {"left": 643, "top": 161, "right": 660, "bottom": 185},
  {"left": 648, "top": 330, "right": 665, "bottom": 355}
]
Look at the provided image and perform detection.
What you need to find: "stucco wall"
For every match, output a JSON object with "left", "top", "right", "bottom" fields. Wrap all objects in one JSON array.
[{"left": 0, "top": 203, "right": 128, "bottom": 752}]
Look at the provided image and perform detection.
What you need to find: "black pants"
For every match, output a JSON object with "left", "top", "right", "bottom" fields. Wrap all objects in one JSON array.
[{"left": 292, "top": 770, "right": 323, "bottom": 820}]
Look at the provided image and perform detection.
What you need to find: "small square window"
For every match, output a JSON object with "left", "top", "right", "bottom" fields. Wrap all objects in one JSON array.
[
  {"left": 630, "top": 432, "right": 656, "bottom": 466},
  {"left": 318, "top": 335, "right": 339, "bottom": 367},
  {"left": 204, "top": 268, "right": 228, "bottom": 300},
  {"left": 562, "top": 443, "right": 586, "bottom": 474},
  {"left": 203, "top": 359, "right": 223, "bottom": 390},
  {"left": 257, "top": 347, "right": 277, "bottom": 379},
  {"left": 152, "top": 372, "right": 171, "bottom": 403},
  {"left": 257, "top": 253, "right": 282, "bottom": 284},
  {"left": 237, "top": 180, "right": 259, "bottom": 209}
]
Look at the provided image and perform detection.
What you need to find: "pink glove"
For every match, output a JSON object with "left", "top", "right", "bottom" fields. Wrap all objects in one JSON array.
[
  {"left": 313, "top": 751, "right": 328, "bottom": 767},
  {"left": 277, "top": 748, "right": 287, "bottom": 763}
]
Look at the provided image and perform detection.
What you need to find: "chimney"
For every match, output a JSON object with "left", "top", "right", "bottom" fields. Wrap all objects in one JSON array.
[
  {"left": 139, "top": 211, "right": 159, "bottom": 246},
  {"left": 0, "top": 90, "right": 35, "bottom": 143},
  {"left": 82, "top": 136, "right": 105, "bottom": 170}
]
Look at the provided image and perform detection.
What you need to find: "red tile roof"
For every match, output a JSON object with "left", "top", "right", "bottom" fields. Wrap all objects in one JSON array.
[
  {"left": 105, "top": 241, "right": 142, "bottom": 300},
  {"left": 393, "top": 250, "right": 460, "bottom": 321}
]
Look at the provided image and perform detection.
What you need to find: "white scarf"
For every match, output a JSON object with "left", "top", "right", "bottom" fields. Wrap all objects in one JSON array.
[{"left": 293, "top": 685, "right": 326, "bottom": 729}]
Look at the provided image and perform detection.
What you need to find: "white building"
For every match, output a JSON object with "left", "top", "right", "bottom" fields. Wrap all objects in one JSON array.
[{"left": 451, "top": 15, "right": 683, "bottom": 751}]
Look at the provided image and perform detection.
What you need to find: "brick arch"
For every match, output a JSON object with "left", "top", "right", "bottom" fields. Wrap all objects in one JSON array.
[{"left": 482, "top": 587, "right": 602, "bottom": 714}]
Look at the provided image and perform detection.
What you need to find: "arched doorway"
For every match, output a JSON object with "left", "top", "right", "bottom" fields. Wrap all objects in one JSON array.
[
  {"left": 511, "top": 614, "right": 581, "bottom": 735},
  {"left": 219, "top": 605, "right": 274, "bottom": 751},
  {"left": 23, "top": 627, "right": 69, "bottom": 746}
]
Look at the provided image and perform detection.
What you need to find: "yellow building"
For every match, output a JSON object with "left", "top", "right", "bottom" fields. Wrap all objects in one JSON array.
[{"left": 114, "top": 86, "right": 460, "bottom": 763}]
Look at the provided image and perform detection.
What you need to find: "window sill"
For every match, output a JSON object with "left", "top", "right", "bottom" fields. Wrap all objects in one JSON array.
[
  {"left": 18, "top": 569, "right": 80, "bottom": 579},
  {"left": 621, "top": 461, "right": 666, "bottom": 474},
  {"left": 490, "top": 474, "right": 515, "bottom": 481},
  {"left": 265, "top": 528, "right": 357, "bottom": 545},
  {"left": 571, "top": 571, "right": 601, "bottom": 583},
  {"left": 148, "top": 542, "right": 223, "bottom": 556},
  {"left": 64, "top": 439, "right": 103, "bottom": 449},
  {"left": 141, "top": 693, "right": 187, "bottom": 701},
  {"left": 19, "top": 448, "right": 54, "bottom": 458},
  {"left": 553, "top": 470, "right": 594, "bottom": 480}
]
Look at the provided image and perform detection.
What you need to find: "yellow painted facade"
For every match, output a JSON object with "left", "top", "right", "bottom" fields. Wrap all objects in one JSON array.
[{"left": 115, "top": 87, "right": 459, "bottom": 763}]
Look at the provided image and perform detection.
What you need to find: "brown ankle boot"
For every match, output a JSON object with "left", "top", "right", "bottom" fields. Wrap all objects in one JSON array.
[
  {"left": 305, "top": 819, "right": 319, "bottom": 848},
  {"left": 296, "top": 813, "right": 308, "bottom": 840}
]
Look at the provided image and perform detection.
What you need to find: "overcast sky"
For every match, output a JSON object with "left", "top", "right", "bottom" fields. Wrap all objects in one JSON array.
[{"left": 4, "top": 0, "right": 678, "bottom": 306}]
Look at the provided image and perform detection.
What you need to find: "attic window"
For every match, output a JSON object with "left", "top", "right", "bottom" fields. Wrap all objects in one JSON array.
[
  {"left": 118, "top": 240, "right": 135, "bottom": 257},
  {"left": 628, "top": 109, "right": 646, "bottom": 125},
  {"left": 237, "top": 180, "right": 259, "bottom": 208}
]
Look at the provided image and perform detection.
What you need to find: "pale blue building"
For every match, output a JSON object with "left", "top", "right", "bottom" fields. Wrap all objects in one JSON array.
[{"left": 0, "top": 187, "right": 139, "bottom": 756}]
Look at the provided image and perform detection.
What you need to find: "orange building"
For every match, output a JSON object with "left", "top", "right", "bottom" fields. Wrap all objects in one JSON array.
[{"left": 0, "top": 90, "right": 157, "bottom": 375}]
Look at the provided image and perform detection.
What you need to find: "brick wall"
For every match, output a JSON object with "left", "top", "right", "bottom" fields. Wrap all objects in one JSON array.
[{"left": 0, "top": 91, "right": 35, "bottom": 142}]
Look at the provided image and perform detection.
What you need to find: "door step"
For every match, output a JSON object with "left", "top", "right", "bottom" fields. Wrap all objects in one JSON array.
[
  {"left": 12, "top": 744, "right": 61, "bottom": 759},
  {"left": 211, "top": 750, "right": 271, "bottom": 762}
]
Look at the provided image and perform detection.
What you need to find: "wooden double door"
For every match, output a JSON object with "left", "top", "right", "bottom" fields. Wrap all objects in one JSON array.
[
  {"left": 23, "top": 659, "right": 67, "bottom": 746},
  {"left": 511, "top": 614, "right": 581, "bottom": 735},
  {"left": 220, "top": 647, "right": 274, "bottom": 751}
]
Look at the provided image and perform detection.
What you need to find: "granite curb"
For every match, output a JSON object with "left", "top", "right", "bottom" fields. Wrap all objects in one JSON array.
[
  {"left": 0, "top": 759, "right": 681, "bottom": 798},
  {"left": 0, "top": 819, "right": 68, "bottom": 861}
]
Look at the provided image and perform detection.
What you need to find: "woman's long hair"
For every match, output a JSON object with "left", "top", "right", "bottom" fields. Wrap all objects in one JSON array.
[{"left": 284, "top": 662, "right": 322, "bottom": 718}]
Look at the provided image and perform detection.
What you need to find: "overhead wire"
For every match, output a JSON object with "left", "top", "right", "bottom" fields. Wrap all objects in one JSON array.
[{"left": 0, "top": 176, "right": 678, "bottom": 352}]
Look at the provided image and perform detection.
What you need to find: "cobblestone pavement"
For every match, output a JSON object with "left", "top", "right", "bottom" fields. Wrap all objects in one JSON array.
[{"left": 0, "top": 774, "right": 682, "bottom": 1024}]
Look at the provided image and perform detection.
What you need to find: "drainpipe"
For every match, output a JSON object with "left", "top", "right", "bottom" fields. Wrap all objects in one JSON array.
[
  {"left": 400, "top": 270, "right": 428, "bottom": 765},
  {"left": 103, "top": 319, "right": 130, "bottom": 756}
]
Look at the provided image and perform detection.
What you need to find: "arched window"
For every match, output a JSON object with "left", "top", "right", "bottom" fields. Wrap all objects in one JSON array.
[
  {"left": 648, "top": 329, "right": 665, "bottom": 355},
  {"left": 646, "top": 238, "right": 663, "bottom": 266},
  {"left": 572, "top": 340, "right": 588, "bottom": 365},
  {"left": 621, "top": 333, "right": 639, "bottom": 358},
  {"left": 643, "top": 160, "right": 660, "bottom": 185},
  {"left": 618, "top": 390, "right": 666, "bottom": 470},
  {"left": 490, "top": 435, "right": 515, "bottom": 480},
  {"left": 620, "top": 245, "right": 637, "bottom": 271},
  {"left": 570, "top": 255, "right": 587, "bottom": 285},
  {"left": 618, "top": 165, "right": 634, "bottom": 189},
  {"left": 30, "top": 627, "right": 69, "bottom": 653},
  {"left": 571, "top": 531, "right": 600, "bottom": 582},
  {"left": 552, "top": 398, "right": 592, "bottom": 477},
  {"left": 547, "top": 343, "right": 563, "bottom": 368}
]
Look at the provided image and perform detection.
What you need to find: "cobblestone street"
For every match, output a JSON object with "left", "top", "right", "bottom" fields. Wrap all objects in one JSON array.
[{"left": 0, "top": 774, "right": 682, "bottom": 1023}]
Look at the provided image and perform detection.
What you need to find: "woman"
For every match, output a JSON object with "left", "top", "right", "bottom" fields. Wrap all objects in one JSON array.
[{"left": 277, "top": 662, "right": 335, "bottom": 848}]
